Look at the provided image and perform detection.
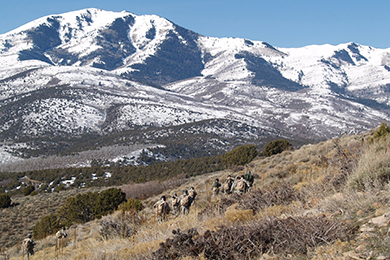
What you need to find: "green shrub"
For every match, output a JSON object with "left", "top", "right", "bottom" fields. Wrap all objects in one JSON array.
[
  {"left": 30, "top": 191, "right": 39, "bottom": 196},
  {"left": 263, "top": 139, "right": 293, "bottom": 157},
  {"left": 22, "top": 185, "right": 35, "bottom": 196},
  {"left": 56, "top": 192, "right": 99, "bottom": 225},
  {"left": 35, "top": 188, "right": 127, "bottom": 238},
  {"left": 95, "top": 188, "right": 126, "bottom": 218},
  {"left": 0, "top": 193, "right": 11, "bottom": 208},
  {"left": 222, "top": 145, "right": 258, "bottom": 166},
  {"left": 120, "top": 198, "right": 143, "bottom": 212},
  {"left": 32, "top": 214, "right": 61, "bottom": 239},
  {"left": 369, "top": 122, "right": 390, "bottom": 143}
]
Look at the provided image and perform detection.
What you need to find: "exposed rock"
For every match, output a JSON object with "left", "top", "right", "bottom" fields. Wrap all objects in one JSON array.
[{"left": 369, "top": 212, "right": 390, "bottom": 227}]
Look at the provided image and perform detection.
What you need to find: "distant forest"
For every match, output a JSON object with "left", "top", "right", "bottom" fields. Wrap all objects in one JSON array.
[{"left": 0, "top": 145, "right": 258, "bottom": 195}]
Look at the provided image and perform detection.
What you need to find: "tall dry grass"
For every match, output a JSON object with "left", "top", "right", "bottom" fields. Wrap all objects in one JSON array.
[{"left": 347, "top": 136, "right": 390, "bottom": 191}]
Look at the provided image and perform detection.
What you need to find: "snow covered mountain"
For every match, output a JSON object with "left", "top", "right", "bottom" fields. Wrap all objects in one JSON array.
[{"left": 0, "top": 8, "right": 389, "bottom": 167}]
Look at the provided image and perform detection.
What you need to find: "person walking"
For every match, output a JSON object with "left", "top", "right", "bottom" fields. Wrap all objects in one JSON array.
[
  {"left": 22, "top": 234, "right": 36, "bottom": 260},
  {"left": 55, "top": 227, "right": 67, "bottom": 257},
  {"left": 171, "top": 193, "right": 179, "bottom": 217},
  {"left": 223, "top": 175, "right": 234, "bottom": 195},
  {"left": 212, "top": 178, "right": 221, "bottom": 197},
  {"left": 231, "top": 175, "right": 250, "bottom": 194},
  {"left": 179, "top": 190, "right": 192, "bottom": 217},
  {"left": 188, "top": 187, "right": 197, "bottom": 206},
  {"left": 153, "top": 196, "right": 170, "bottom": 223}
]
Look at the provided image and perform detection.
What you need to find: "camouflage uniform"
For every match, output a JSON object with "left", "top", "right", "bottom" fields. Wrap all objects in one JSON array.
[
  {"left": 154, "top": 196, "right": 170, "bottom": 223},
  {"left": 223, "top": 175, "right": 234, "bottom": 195},
  {"left": 22, "top": 234, "right": 35, "bottom": 260},
  {"left": 171, "top": 193, "right": 179, "bottom": 217},
  {"left": 188, "top": 187, "right": 197, "bottom": 206},
  {"left": 56, "top": 227, "right": 67, "bottom": 239},
  {"left": 212, "top": 179, "right": 221, "bottom": 197},
  {"left": 231, "top": 176, "right": 250, "bottom": 194},
  {"left": 179, "top": 190, "right": 191, "bottom": 217}
]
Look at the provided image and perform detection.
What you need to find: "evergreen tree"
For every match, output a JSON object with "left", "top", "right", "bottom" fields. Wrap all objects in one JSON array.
[
  {"left": 95, "top": 188, "right": 126, "bottom": 218},
  {"left": 370, "top": 122, "right": 390, "bottom": 143},
  {"left": 32, "top": 214, "right": 60, "bottom": 239},
  {"left": 22, "top": 185, "right": 35, "bottom": 196},
  {"left": 222, "top": 145, "right": 258, "bottom": 166},
  {"left": 0, "top": 193, "right": 11, "bottom": 208},
  {"left": 120, "top": 198, "right": 143, "bottom": 212},
  {"left": 263, "top": 139, "right": 293, "bottom": 157}
]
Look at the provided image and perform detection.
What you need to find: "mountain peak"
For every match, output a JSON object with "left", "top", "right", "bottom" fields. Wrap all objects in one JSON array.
[{"left": 0, "top": 8, "right": 390, "bottom": 162}]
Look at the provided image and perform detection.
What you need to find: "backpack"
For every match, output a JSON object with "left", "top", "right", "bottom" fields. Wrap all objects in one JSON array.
[
  {"left": 24, "top": 239, "right": 34, "bottom": 251},
  {"left": 156, "top": 201, "right": 169, "bottom": 215},
  {"left": 223, "top": 181, "right": 231, "bottom": 191},
  {"left": 244, "top": 173, "right": 254, "bottom": 185},
  {"left": 172, "top": 197, "right": 179, "bottom": 207},
  {"left": 56, "top": 230, "right": 67, "bottom": 239},
  {"left": 188, "top": 190, "right": 197, "bottom": 198},
  {"left": 235, "top": 180, "right": 247, "bottom": 192},
  {"left": 180, "top": 195, "right": 191, "bottom": 207},
  {"left": 212, "top": 181, "right": 221, "bottom": 188}
]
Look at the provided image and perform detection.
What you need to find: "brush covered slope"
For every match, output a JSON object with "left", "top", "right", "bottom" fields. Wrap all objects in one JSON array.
[
  {"left": 1, "top": 8, "right": 390, "bottom": 168},
  {"left": 4, "top": 125, "right": 390, "bottom": 259}
]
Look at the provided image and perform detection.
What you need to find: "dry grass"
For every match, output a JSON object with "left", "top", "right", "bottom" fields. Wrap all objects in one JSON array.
[
  {"left": 0, "top": 187, "right": 107, "bottom": 251},
  {"left": 224, "top": 203, "right": 255, "bottom": 223},
  {"left": 6, "top": 127, "right": 390, "bottom": 259},
  {"left": 347, "top": 136, "right": 390, "bottom": 191}
]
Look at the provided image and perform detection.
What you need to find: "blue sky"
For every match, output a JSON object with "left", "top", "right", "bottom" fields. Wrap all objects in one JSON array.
[{"left": 0, "top": 0, "right": 389, "bottom": 48}]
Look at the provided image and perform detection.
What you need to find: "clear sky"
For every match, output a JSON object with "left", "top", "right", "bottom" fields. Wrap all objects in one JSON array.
[{"left": 0, "top": 0, "right": 389, "bottom": 49}]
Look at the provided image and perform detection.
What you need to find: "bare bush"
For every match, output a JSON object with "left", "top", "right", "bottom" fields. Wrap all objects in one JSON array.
[
  {"left": 239, "top": 184, "right": 298, "bottom": 212},
  {"left": 122, "top": 177, "right": 186, "bottom": 200},
  {"left": 151, "top": 228, "right": 202, "bottom": 259},
  {"left": 99, "top": 219, "right": 137, "bottom": 239},
  {"left": 198, "top": 184, "right": 298, "bottom": 219},
  {"left": 150, "top": 215, "right": 351, "bottom": 259},
  {"left": 197, "top": 193, "right": 241, "bottom": 220}
]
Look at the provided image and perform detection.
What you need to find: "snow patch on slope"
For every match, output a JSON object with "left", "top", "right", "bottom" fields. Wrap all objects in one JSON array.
[{"left": 0, "top": 147, "right": 24, "bottom": 164}]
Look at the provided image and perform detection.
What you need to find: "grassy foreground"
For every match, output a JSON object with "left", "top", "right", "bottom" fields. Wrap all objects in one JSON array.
[{"left": 5, "top": 127, "right": 390, "bottom": 259}]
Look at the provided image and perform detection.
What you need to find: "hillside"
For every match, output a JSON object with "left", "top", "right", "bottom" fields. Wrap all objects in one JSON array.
[{"left": 3, "top": 124, "right": 390, "bottom": 259}]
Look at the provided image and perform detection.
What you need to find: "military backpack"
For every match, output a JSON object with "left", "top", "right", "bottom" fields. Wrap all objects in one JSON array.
[
  {"left": 180, "top": 195, "right": 191, "bottom": 207},
  {"left": 236, "top": 180, "right": 247, "bottom": 192}
]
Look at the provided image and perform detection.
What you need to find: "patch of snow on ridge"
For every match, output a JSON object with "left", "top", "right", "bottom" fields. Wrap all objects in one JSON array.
[
  {"left": 7, "top": 8, "right": 127, "bottom": 37},
  {"left": 62, "top": 177, "right": 76, "bottom": 187},
  {"left": 0, "top": 147, "right": 24, "bottom": 164},
  {"left": 125, "top": 15, "right": 175, "bottom": 66}
]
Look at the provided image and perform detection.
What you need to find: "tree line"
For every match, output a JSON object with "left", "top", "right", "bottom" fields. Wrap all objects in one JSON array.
[{"left": 0, "top": 141, "right": 296, "bottom": 195}]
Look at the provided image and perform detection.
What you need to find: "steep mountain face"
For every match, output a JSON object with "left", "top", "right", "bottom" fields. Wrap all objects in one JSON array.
[
  {"left": 0, "top": 9, "right": 204, "bottom": 86},
  {"left": 0, "top": 8, "right": 390, "bottom": 166}
]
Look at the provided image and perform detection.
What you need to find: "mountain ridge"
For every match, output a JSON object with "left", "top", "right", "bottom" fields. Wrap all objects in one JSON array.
[{"left": 0, "top": 8, "right": 390, "bottom": 167}]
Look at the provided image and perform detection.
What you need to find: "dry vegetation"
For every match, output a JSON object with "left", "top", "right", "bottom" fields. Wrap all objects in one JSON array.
[
  {"left": 0, "top": 187, "right": 108, "bottom": 250},
  {"left": 4, "top": 127, "right": 390, "bottom": 259}
]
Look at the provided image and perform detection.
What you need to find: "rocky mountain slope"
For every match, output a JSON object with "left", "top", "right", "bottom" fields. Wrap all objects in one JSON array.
[{"left": 1, "top": 8, "right": 390, "bottom": 167}]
